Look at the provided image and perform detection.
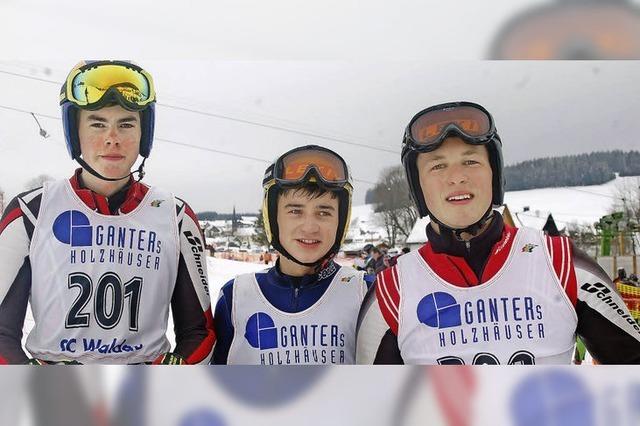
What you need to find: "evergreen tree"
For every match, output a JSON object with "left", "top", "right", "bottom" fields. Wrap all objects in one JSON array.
[{"left": 504, "top": 150, "right": 640, "bottom": 191}]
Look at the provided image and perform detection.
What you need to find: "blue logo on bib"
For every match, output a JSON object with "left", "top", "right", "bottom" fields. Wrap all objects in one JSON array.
[
  {"left": 53, "top": 210, "right": 92, "bottom": 247},
  {"left": 417, "top": 292, "right": 461, "bottom": 329},
  {"left": 245, "top": 312, "right": 278, "bottom": 350}
]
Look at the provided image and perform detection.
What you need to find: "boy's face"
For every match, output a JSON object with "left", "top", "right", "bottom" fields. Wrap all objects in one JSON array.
[
  {"left": 416, "top": 136, "right": 493, "bottom": 229},
  {"left": 277, "top": 189, "right": 340, "bottom": 264},
  {"left": 77, "top": 104, "right": 141, "bottom": 179}
]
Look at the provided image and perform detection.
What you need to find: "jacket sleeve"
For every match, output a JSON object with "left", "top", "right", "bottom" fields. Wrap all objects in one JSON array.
[
  {"left": 211, "top": 279, "right": 235, "bottom": 364},
  {"left": 171, "top": 198, "right": 216, "bottom": 364},
  {"left": 356, "top": 267, "right": 404, "bottom": 364},
  {"left": 571, "top": 242, "right": 640, "bottom": 364},
  {"left": 0, "top": 190, "right": 43, "bottom": 364}
]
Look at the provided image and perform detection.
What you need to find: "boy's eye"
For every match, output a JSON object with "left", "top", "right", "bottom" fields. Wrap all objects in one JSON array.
[
  {"left": 431, "top": 163, "right": 445, "bottom": 171},
  {"left": 318, "top": 211, "right": 332, "bottom": 217},
  {"left": 464, "top": 160, "right": 479, "bottom": 165}
]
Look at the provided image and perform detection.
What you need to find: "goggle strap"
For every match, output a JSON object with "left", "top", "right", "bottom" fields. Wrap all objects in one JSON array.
[{"left": 276, "top": 166, "right": 349, "bottom": 188}]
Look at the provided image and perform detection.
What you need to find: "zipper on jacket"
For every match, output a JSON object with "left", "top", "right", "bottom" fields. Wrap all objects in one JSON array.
[{"left": 293, "top": 287, "right": 300, "bottom": 310}]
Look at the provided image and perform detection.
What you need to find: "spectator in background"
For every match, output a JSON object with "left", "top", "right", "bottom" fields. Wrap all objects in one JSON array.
[
  {"left": 354, "top": 250, "right": 368, "bottom": 271},
  {"left": 263, "top": 250, "right": 273, "bottom": 266},
  {"left": 379, "top": 253, "right": 392, "bottom": 273},
  {"left": 388, "top": 247, "right": 411, "bottom": 268},
  {"left": 614, "top": 268, "right": 627, "bottom": 285},
  {"left": 366, "top": 247, "right": 382, "bottom": 275}
]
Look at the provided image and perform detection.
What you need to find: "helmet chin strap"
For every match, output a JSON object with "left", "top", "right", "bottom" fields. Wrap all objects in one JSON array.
[
  {"left": 76, "top": 157, "right": 147, "bottom": 183},
  {"left": 430, "top": 206, "right": 495, "bottom": 241}
]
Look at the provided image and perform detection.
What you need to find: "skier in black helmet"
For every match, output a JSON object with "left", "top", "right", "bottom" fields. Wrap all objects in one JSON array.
[
  {"left": 212, "top": 145, "right": 368, "bottom": 364},
  {"left": 356, "top": 101, "right": 640, "bottom": 364}
]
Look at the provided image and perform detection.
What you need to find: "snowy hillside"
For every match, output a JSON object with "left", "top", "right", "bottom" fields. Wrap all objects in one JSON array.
[
  {"left": 407, "top": 175, "right": 639, "bottom": 244},
  {"left": 503, "top": 174, "right": 637, "bottom": 229}
]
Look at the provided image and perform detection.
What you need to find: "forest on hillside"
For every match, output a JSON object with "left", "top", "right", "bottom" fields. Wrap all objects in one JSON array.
[{"left": 504, "top": 150, "right": 640, "bottom": 191}]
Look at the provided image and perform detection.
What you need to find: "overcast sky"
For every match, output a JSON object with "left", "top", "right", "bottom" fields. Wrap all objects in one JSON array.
[{"left": 1, "top": 1, "right": 639, "bottom": 212}]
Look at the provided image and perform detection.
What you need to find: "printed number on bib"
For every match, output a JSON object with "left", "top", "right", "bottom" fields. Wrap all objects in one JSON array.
[
  {"left": 66, "top": 272, "right": 143, "bottom": 331},
  {"left": 437, "top": 350, "right": 535, "bottom": 365}
]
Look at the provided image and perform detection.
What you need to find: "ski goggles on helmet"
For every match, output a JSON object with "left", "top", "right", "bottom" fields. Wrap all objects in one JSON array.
[
  {"left": 61, "top": 61, "right": 155, "bottom": 110},
  {"left": 263, "top": 145, "right": 351, "bottom": 189},
  {"left": 403, "top": 101, "right": 497, "bottom": 152}
]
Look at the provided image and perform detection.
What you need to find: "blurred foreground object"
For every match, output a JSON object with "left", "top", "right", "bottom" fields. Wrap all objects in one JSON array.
[
  {"left": 108, "top": 366, "right": 640, "bottom": 426},
  {"left": 489, "top": 0, "right": 640, "bottom": 59}
]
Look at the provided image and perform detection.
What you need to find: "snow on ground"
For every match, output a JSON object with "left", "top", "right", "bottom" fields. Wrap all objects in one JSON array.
[
  {"left": 348, "top": 204, "right": 386, "bottom": 237},
  {"left": 406, "top": 216, "right": 431, "bottom": 245},
  {"left": 207, "top": 256, "right": 268, "bottom": 296},
  {"left": 342, "top": 204, "right": 389, "bottom": 252}
]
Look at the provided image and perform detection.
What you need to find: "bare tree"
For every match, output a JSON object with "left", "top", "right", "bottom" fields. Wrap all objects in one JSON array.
[
  {"left": 24, "top": 174, "right": 55, "bottom": 191},
  {"left": 611, "top": 177, "right": 640, "bottom": 256},
  {"left": 252, "top": 208, "right": 270, "bottom": 248},
  {"left": 372, "top": 166, "right": 417, "bottom": 247},
  {"left": 612, "top": 177, "right": 640, "bottom": 225},
  {"left": 566, "top": 221, "right": 598, "bottom": 257}
]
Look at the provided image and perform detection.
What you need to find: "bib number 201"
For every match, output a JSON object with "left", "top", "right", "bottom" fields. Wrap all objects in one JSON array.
[{"left": 66, "top": 272, "right": 143, "bottom": 331}]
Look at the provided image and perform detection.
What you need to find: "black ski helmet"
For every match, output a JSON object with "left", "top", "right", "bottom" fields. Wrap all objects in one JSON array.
[
  {"left": 262, "top": 145, "right": 353, "bottom": 267},
  {"left": 401, "top": 101, "right": 505, "bottom": 223}
]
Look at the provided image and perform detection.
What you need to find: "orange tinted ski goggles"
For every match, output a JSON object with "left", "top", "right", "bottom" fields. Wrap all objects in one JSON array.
[
  {"left": 263, "top": 145, "right": 350, "bottom": 189},
  {"left": 405, "top": 101, "right": 497, "bottom": 151}
]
